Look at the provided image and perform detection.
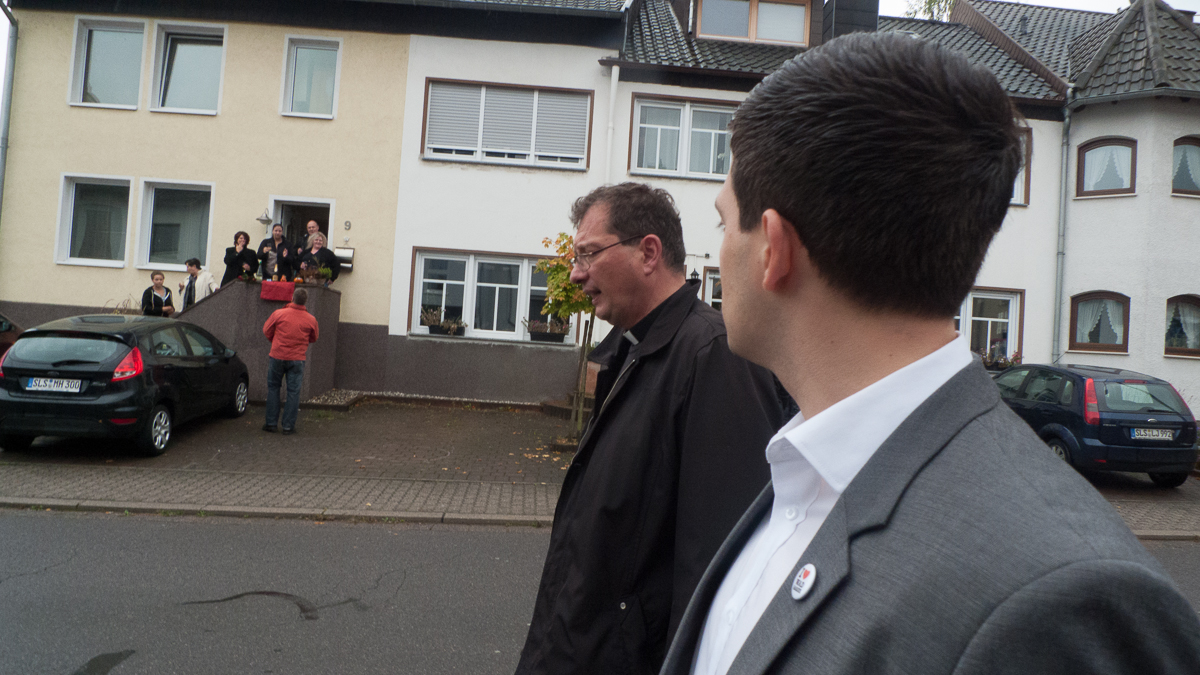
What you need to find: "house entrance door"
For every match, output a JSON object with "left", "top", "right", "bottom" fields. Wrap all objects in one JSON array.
[{"left": 279, "top": 203, "right": 330, "bottom": 247}]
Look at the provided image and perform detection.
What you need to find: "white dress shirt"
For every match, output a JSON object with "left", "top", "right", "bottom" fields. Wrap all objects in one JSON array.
[{"left": 691, "top": 335, "right": 973, "bottom": 675}]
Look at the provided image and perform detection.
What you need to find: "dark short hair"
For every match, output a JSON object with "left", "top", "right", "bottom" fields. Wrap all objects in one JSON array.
[
  {"left": 150, "top": 270, "right": 165, "bottom": 281},
  {"left": 184, "top": 258, "right": 202, "bottom": 269},
  {"left": 272, "top": 223, "right": 283, "bottom": 232},
  {"left": 569, "top": 182, "right": 686, "bottom": 273},
  {"left": 729, "top": 32, "right": 1022, "bottom": 318},
  {"left": 233, "top": 231, "right": 250, "bottom": 245},
  {"left": 293, "top": 288, "right": 308, "bottom": 306}
]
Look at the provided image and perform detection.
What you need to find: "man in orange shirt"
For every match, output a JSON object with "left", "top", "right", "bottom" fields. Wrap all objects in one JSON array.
[{"left": 262, "top": 288, "right": 319, "bottom": 435}]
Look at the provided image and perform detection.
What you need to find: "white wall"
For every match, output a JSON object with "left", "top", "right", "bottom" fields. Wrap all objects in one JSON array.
[
  {"left": 389, "top": 35, "right": 748, "bottom": 343},
  {"left": 1060, "top": 97, "right": 1200, "bottom": 408},
  {"left": 975, "top": 117, "right": 1064, "bottom": 363}
]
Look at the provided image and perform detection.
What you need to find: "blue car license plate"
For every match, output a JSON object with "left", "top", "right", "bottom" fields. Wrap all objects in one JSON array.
[{"left": 25, "top": 378, "right": 83, "bottom": 393}]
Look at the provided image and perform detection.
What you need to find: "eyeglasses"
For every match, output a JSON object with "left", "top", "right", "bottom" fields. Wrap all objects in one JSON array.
[{"left": 570, "top": 235, "right": 646, "bottom": 270}]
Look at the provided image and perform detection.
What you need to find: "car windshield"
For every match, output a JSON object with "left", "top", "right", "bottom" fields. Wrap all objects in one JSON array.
[
  {"left": 7, "top": 334, "right": 128, "bottom": 365},
  {"left": 1098, "top": 381, "right": 1188, "bottom": 415}
]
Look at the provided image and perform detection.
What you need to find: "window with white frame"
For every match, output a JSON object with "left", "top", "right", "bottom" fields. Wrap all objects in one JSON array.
[
  {"left": 1012, "top": 127, "right": 1032, "bottom": 205},
  {"left": 283, "top": 37, "right": 340, "bottom": 117},
  {"left": 58, "top": 176, "right": 130, "bottom": 265},
  {"left": 414, "top": 251, "right": 567, "bottom": 341},
  {"left": 143, "top": 183, "right": 212, "bottom": 267},
  {"left": 71, "top": 19, "right": 144, "bottom": 107},
  {"left": 954, "top": 290, "right": 1021, "bottom": 359},
  {"left": 633, "top": 99, "right": 735, "bottom": 179},
  {"left": 704, "top": 269, "right": 722, "bottom": 311},
  {"left": 423, "top": 81, "right": 591, "bottom": 169},
  {"left": 153, "top": 24, "right": 224, "bottom": 112}
]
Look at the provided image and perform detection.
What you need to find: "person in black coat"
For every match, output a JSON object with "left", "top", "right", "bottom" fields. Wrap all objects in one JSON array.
[
  {"left": 298, "top": 232, "right": 340, "bottom": 281},
  {"left": 516, "top": 184, "right": 785, "bottom": 675},
  {"left": 257, "top": 223, "right": 294, "bottom": 281},
  {"left": 221, "top": 231, "right": 259, "bottom": 286},
  {"left": 140, "top": 270, "right": 175, "bottom": 316}
]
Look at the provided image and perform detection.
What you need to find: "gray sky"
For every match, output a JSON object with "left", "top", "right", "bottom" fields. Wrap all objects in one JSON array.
[{"left": 879, "top": 0, "right": 1200, "bottom": 18}]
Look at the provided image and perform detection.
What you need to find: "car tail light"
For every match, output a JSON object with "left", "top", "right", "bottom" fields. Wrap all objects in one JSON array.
[
  {"left": 113, "top": 347, "right": 143, "bottom": 382},
  {"left": 1084, "top": 378, "right": 1100, "bottom": 425},
  {"left": 1169, "top": 384, "right": 1194, "bottom": 418},
  {"left": 0, "top": 348, "right": 8, "bottom": 379},
  {"left": 109, "top": 418, "right": 138, "bottom": 425}
]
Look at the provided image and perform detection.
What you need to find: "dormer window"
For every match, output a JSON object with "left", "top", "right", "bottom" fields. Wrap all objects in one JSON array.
[{"left": 698, "top": 0, "right": 809, "bottom": 46}]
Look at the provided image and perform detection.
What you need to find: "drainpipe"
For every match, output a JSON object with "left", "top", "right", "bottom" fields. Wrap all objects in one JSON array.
[
  {"left": 0, "top": 2, "right": 17, "bottom": 232},
  {"left": 1051, "top": 84, "right": 1074, "bottom": 363},
  {"left": 605, "top": 65, "right": 620, "bottom": 184}
]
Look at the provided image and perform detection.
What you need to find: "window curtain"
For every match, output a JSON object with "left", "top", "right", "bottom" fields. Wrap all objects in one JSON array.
[
  {"left": 1103, "top": 299, "right": 1124, "bottom": 344},
  {"left": 1174, "top": 144, "right": 1200, "bottom": 192},
  {"left": 1075, "top": 298, "right": 1105, "bottom": 343},
  {"left": 1083, "top": 145, "right": 1131, "bottom": 191},
  {"left": 1174, "top": 301, "right": 1200, "bottom": 349}
]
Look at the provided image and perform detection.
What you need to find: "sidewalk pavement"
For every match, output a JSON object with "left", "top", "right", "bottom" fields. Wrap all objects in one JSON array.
[{"left": 1, "top": 398, "right": 1199, "bottom": 537}]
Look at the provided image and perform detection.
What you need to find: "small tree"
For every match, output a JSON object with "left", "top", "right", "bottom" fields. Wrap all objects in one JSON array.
[
  {"left": 905, "top": 0, "right": 953, "bottom": 21},
  {"left": 536, "top": 233, "right": 595, "bottom": 435}
]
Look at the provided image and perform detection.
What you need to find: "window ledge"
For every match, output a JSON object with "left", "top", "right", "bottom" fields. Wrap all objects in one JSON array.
[
  {"left": 69, "top": 102, "right": 137, "bottom": 111},
  {"left": 1164, "top": 353, "right": 1200, "bottom": 360},
  {"left": 1171, "top": 192, "right": 1200, "bottom": 200},
  {"left": 629, "top": 169, "right": 726, "bottom": 183},
  {"left": 407, "top": 333, "right": 576, "bottom": 347},
  {"left": 1065, "top": 349, "right": 1128, "bottom": 355},
  {"left": 282, "top": 111, "right": 335, "bottom": 120},
  {"left": 57, "top": 257, "right": 126, "bottom": 268},
  {"left": 136, "top": 262, "right": 190, "bottom": 273},
  {"left": 1073, "top": 193, "right": 1136, "bottom": 201},
  {"left": 421, "top": 155, "right": 587, "bottom": 173},
  {"left": 1008, "top": 202, "right": 1029, "bottom": 208},
  {"left": 150, "top": 107, "right": 218, "bottom": 116}
]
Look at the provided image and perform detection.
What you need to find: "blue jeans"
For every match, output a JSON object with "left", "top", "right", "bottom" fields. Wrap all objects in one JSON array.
[{"left": 265, "top": 358, "right": 305, "bottom": 431}]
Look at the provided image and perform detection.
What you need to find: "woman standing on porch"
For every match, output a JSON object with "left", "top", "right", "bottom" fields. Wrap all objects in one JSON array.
[
  {"left": 222, "top": 231, "right": 260, "bottom": 286},
  {"left": 257, "top": 223, "right": 294, "bottom": 281},
  {"left": 140, "top": 271, "right": 175, "bottom": 317}
]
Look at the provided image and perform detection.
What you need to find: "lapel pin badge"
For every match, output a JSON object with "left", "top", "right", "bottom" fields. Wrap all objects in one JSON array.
[{"left": 791, "top": 563, "right": 817, "bottom": 601}]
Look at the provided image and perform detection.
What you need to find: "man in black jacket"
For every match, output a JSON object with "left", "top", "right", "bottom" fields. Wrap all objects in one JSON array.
[{"left": 516, "top": 183, "right": 786, "bottom": 675}]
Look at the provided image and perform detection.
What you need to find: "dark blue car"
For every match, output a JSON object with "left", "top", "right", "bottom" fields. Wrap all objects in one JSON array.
[{"left": 994, "top": 364, "right": 1197, "bottom": 487}]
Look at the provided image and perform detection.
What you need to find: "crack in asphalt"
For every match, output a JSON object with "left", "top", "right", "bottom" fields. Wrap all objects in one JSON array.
[
  {"left": 182, "top": 591, "right": 321, "bottom": 620},
  {"left": 0, "top": 551, "right": 78, "bottom": 588}
]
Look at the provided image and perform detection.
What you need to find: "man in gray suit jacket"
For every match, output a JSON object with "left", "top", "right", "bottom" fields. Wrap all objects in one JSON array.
[{"left": 661, "top": 32, "right": 1200, "bottom": 675}]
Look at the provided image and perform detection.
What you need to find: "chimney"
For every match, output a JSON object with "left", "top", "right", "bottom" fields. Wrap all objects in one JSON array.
[
  {"left": 1178, "top": 9, "right": 1196, "bottom": 22},
  {"left": 822, "top": 0, "right": 880, "bottom": 44}
]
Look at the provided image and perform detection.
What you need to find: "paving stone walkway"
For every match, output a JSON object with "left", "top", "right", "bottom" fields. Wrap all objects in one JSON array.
[{"left": 1, "top": 400, "right": 1198, "bottom": 536}]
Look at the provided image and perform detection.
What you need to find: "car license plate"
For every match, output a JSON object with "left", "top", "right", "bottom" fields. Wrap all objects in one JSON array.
[
  {"left": 25, "top": 378, "right": 83, "bottom": 393},
  {"left": 1132, "top": 428, "right": 1174, "bottom": 441}
]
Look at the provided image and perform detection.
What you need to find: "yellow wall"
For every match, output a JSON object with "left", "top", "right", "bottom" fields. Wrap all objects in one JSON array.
[{"left": 0, "top": 10, "right": 407, "bottom": 325}]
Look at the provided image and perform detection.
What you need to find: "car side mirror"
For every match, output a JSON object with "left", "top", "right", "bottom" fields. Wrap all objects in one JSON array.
[{"left": 225, "top": 347, "right": 236, "bottom": 358}]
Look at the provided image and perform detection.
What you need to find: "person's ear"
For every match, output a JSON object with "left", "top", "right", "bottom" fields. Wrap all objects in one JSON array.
[
  {"left": 640, "top": 234, "right": 664, "bottom": 275},
  {"left": 761, "top": 210, "right": 798, "bottom": 292}
]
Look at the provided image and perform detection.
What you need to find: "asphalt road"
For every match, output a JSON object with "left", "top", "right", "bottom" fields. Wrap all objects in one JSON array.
[
  {"left": 0, "top": 510, "right": 550, "bottom": 675},
  {"left": 3, "top": 511, "right": 1198, "bottom": 675}
]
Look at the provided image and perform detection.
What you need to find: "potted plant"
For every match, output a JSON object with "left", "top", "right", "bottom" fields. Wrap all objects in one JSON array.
[
  {"left": 979, "top": 349, "right": 1021, "bottom": 372},
  {"left": 421, "top": 308, "right": 465, "bottom": 336},
  {"left": 524, "top": 317, "right": 571, "bottom": 343}
]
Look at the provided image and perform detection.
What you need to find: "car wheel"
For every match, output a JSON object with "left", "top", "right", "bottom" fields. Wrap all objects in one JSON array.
[
  {"left": 225, "top": 379, "right": 249, "bottom": 418},
  {"left": 137, "top": 405, "right": 172, "bottom": 457},
  {"left": 1148, "top": 471, "right": 1190, "bottom": 488},
  {"left": 0, "top": 435, "right": 34, "bottom": 452},
  {"left": 1046, "top": 438, "right": 1071, "bottom": 465}
]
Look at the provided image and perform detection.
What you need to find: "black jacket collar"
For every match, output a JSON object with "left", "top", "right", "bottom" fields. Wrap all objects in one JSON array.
[{"left": 590, "top": 279, "right": 700, "bottom": 365}]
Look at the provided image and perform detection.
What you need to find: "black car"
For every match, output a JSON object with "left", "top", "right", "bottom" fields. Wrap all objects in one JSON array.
[
  {"left": 994, "top": 364, "right": 1198, "bottom": 487},
  {"left": 0, "top": 315, "right": 248, "bottom": 456}
]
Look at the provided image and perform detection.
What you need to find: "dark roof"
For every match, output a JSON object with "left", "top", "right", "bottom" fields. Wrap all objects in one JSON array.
[
  {"left": 1071, "top": 0, "right": 1200, "bottom": 102},
  {"left": 879, "top": 16, "right": 1060, "bottom": 101},
  {"left": 969, "top": 0, "right": 1116, "bottom": 79},
  {"left": 618, "top": 0, "right": 801, "bottom": 75},
  {"left": 28, "top": 315, "right": 173, "bottom": 342}
]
